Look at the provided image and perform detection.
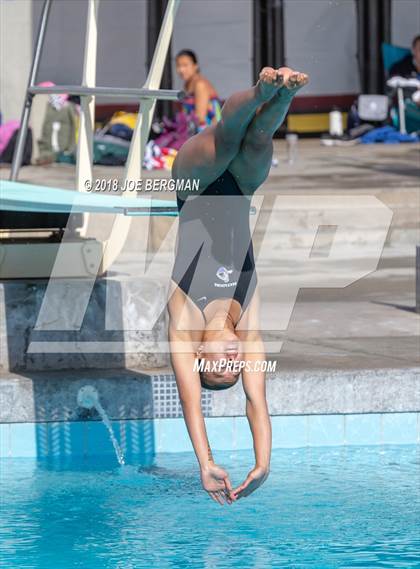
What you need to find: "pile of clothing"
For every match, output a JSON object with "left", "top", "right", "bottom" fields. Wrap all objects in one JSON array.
[
  {"left": 144, "top": 110, "right": 196, "bottom": 170},
  {"left": 143, "top": 141, "right": 177, "bottom": 171},
  {"left": 360, "top": 125, "right": 419, "bottom": 143},
  {"left": 0, "top": 119, "right": 32, "bottom": 165},
  {"left": 35, "top": 81, "right": 79, "bottom": 164},
  {"left": 95, "top": 109, "right": 197, "bottom": 170},
  {"left": 93, "top": 111, "right": 135, "bottom": 166}
]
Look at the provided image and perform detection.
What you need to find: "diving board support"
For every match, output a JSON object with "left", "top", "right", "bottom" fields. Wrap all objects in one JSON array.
[
  {"left": 76, "top": 0, "right": 100, "bottom": 237},
  {"left": 4, "top": 0, "right": 182, "bottom": 280},
  {"left": 10, "top": 0, "right": 183, "bottom": 185},
  {"left": 10, "top": 0, "right": 52, "bottom": 181},
  {"left": 102, "top": 0, "right": 181, "bottom": 271},
  {"left": 29, "top": 86, "right": 185, "bottom": 100}
]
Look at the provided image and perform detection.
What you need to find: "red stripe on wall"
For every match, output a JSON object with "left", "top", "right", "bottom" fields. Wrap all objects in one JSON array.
[
  {"left": 95, "top": 93, "right": 358, "bottom": 123},
  {"left": 289, "top": 94, "right": 357, "bottom": 113}
]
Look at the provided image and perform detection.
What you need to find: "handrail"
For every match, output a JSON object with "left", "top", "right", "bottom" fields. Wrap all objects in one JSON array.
[{"left": 29, "top": 85, "right": 186, "bottom": 101}]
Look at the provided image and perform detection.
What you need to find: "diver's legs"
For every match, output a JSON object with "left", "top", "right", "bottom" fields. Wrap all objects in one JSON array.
[
  {"left": 172, "top": 67, "right": 283, "bottom": 192},
  {"left": 228, "top": 70, "right": 309, "bottom": 194}
]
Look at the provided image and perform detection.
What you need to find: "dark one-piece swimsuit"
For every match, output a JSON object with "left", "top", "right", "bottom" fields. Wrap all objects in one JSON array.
[{"left": 171, "top": 168, "right": 257, "bottom": 320}]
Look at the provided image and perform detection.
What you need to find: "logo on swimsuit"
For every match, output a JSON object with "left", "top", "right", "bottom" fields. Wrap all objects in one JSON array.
[
  {"left": 214, "top": 266, "right": 237, "bottom": 288},
  {"left": 216, "top": 266, "right": 233, "bottom": 283}
]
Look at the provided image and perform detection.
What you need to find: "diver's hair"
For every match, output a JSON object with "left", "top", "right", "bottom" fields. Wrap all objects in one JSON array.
[
  {"left": 199, "top": 371, "right": 234, "bottom": 391},
  {"left": 412, "top": 35, "right": 420, "bottom": 48},
  {"left": 198, "top": 357, "right": 241, "bottom": 390},
  {"left": 176, "top": 49, "right": 200, "bottom": 71}
]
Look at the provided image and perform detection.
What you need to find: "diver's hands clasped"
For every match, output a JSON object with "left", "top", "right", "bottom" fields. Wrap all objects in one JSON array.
[
  {"left": 200, "top": 463, "right": 269, "bottom": 505},
  {"left": 230, "top": 465, "right": 270, "bottom": 501},
  {"left": 200, "top": 463, "right": 235, "bottom": 505}
]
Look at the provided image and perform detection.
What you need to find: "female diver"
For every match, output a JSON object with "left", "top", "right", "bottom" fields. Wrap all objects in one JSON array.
[{"left": 167, "top": 67, "right": 309, "bottom": 506}]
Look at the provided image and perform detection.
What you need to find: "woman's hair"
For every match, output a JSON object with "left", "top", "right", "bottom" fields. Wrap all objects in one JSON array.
[
  {"left": 176, "top": 49, "right": 199, "bottom": 67},
  {"left": 200, "top": 372, "right": 234, "bottom": 391}
]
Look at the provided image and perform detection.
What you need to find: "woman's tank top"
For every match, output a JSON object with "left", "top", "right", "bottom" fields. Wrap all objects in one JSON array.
[{"left": 181, "top": 93, "right": 222, "bottom": 131}]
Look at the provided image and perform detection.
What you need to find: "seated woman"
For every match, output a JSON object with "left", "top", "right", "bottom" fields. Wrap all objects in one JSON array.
[
  {"left": 167, "top": 66, "right": 308, "bottom": 506},
  {"left": 175, "top": 49, "right": 223, "bottom": 132}
]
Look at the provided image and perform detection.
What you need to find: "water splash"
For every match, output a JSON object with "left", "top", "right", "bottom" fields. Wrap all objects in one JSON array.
[{"left": 77, "top": 385, "right": 125, "bottom": 465}]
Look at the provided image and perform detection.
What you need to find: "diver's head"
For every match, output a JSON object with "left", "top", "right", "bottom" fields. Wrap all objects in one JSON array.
[
  {"left": 175, "top": 49, "right": 200, "bottom": 82},
  {"left": 196, "top": 317, "right": 243, "bottom": 390}
]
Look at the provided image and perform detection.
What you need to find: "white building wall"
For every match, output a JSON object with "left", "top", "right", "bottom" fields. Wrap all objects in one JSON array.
[
  {"left": 3, "top": 0, "right": 419, "bottom": 125},
  {"left": 32, "top": 0, "right": 252, "bottom": 103},
  {"left": 0, "top": 0, "right": 32, "bottom": 123},
  {"left": 391, "top": 0, "right": 420, "bottom": 47},
  {"left": 31, "top": 0, "right": 148, "bottom": 103},
  {"left": 284, "top": 0, "right": 360, "bottom": 96},
  {"left": 171, "top": 0, "right": 253, "bottom": 99}
]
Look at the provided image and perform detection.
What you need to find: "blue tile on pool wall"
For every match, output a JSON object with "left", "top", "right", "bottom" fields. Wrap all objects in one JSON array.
[
  {"left": 271, "top": 415, "right": 308, "bottom": 448},
  {"left": 2, "top": 413, "right": 419, "bottom": 459},
  {"left": 345, "top": 413, "right": 381, "bottom": 445},
  {"left": 48, "top": 421, "right": 86, "bottom": 457},
  {"left": 157, "top": 417, "right": 234, "bottom": 453},
  {"left": 381, "top": 413, "right": 418, "bottom": 444},
  {"left": 119, "top": 419, "right": 156, "bottom": 457},
  {"left": 233, "top": 417, "right": 253, "bottom": 450},
  {"left": 10, "top": 423, "right": 38, "bottom": 457},
  {"left": 308, "top": 415, "right": 344, "bottom": 446},
  {"left": 155, "top": 418, "right": 192, "bottom": 453},
  {"left": 0, "top": 424, "right": 11, "bottom": 458},
  {"left": 87, "top": 420, "right": 122, "bottom": 456},
  {"left": 206, "top": 418, "right": 234, "bottom": 451}
]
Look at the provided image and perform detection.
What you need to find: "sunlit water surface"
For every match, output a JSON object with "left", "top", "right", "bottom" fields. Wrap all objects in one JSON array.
[{"left": 1, "top": 445, "right": 419, "bottom": 568}]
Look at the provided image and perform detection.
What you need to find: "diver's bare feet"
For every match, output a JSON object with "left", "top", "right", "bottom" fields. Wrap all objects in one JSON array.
[
  {"left": 256, "top": 67, "right": 284, "bottom": 102},
  {"left": 276, "top": 67, "right": 309, "bottom": 99},
  {"left": 243, "top": 67, "right": 309, "bottom": 137}
]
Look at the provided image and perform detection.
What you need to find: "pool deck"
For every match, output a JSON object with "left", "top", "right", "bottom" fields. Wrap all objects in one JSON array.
[{"left": 1, "top": 140, "right": 419, "bottom": 419}]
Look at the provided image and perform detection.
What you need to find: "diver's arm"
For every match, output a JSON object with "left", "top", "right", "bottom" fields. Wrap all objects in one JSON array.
[
  {"left": 232, "top": 331, "right": 271, "bottom": 499},
  {"left": 168, "top": 324, "right": 234, "bottom": 504},
  {"left": 236, "top": 292, "right": 272, "bottom": 472},
  {"left": 168, "top": 327, "right": 211, "bottom": 467},
  {"left": 242, "top": 334, "right": 272, "bottom": 471}
]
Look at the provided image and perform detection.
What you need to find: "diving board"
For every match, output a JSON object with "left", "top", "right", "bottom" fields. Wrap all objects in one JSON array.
[
  {"left": 0, "top": 179, "right": 179, "bottom": 279},
  {"left": 1, "top": 180, "right": 179, "bottom": 217}
]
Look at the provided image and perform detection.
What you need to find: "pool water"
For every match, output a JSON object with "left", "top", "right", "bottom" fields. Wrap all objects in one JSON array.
[{"left": 1, "top": 445, "right": 419, "bottom": 568}]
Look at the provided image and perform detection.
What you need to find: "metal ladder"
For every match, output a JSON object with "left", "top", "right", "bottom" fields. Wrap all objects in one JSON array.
[{"left": 8, "top": 0, "right": 183, "bottom": 267}]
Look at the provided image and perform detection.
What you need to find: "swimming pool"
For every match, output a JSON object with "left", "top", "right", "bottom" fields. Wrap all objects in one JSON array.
[{"left": 1, "top": 444, "right": 419, "bottom": 568}]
